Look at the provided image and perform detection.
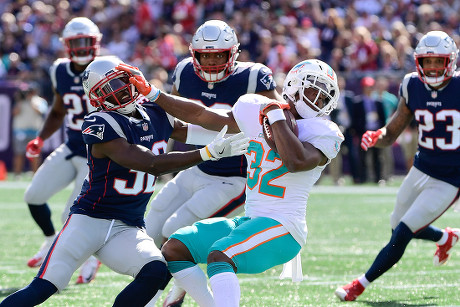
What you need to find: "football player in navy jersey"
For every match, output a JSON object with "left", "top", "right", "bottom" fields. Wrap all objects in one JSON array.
[
  {"left": 143, "top": 20, "right": 281, "bottom": 306},
  {"left": 0, "top": 57, "right": 248, "bottom": 307},
  {"left": 335, "top": 31, "right": 460, "bottom": 301},
  {"left": 23, "top": 17, "right": 104, "bottom": 284}
]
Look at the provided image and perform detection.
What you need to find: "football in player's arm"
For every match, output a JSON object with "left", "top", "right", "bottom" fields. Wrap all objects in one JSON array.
[
  {"left": 0, "top": 57, "right": 249, "bottom": 307},
  {"left": 118, "top": 59, "right": 344, "bottom": 307},
  {"left": 335, "top": 30, "right": 460, "bottom": 302}
]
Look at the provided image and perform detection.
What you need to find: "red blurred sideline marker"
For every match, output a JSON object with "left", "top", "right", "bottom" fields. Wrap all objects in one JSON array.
[{"left": 0, "top": 160, "right": 7, "bottom": 181}]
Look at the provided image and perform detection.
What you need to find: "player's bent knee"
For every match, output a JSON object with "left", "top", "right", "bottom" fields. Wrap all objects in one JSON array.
[
  {"left": 207, "top": 250, "right": 237, "bottom": 273},
  {"left": 24, "top": 187, "right": 46, "bottom": 204},
  {"left": 136, "top": 260, "right": 169, "bottom": 284},
  {"left": 161, "top": 238, "right": 194, "bottom": 262},
  {"left": 207, "top": 250, "right": 232, "bottom": 265}
]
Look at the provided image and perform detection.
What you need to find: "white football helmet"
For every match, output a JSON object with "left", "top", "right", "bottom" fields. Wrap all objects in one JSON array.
[
  {"left": 82, "top": 56, "right": 138, "bottom": 114},
  {"left": 190, "top": 20, "right": 240, "bottom": 83},
  {"left": 414, "top": 31, "right": 458, "bottom": 86},
  {"left": 283, "top": 59, "right": 340, "bottom": 119},
  {"left": 61, "top": 17, "right": 102, "bottom": 65}
]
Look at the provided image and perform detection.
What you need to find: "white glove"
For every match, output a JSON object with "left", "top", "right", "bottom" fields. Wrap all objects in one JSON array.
[{"left": 200, "top": 125, "right": 249, "bottom": 161}]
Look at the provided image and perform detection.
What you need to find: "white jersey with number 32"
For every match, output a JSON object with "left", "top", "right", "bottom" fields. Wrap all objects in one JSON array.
[{"left": 232, "top": 94, "right": 344, "bottom": 246}]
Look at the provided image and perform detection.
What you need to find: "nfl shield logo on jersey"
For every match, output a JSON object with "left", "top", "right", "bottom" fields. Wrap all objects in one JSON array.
[{"left": 142, "top": 122, "right": 148, "bottom": 131}]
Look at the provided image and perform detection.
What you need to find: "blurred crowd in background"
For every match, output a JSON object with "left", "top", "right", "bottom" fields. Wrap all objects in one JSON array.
[{"left": 1, "top": 0, "right": 459, "bottom": 183}]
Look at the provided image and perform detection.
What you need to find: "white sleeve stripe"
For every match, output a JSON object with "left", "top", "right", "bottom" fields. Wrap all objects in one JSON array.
[
  {"left": 166, "top": 113, "right": 175, "bottom": 128},
  {"left": 401, "top": 75, "right": 410, "bottom": 104},
  {"left": 49, "top": 63, "right": 58, "bottom": 89},
  {"left": 94, "top": 112, "right": 126, "bottom": 139},
  {"left": 247, "top": 63, "right": 262, "bottom": 93},
  {"left": 174, "top": 61, "right": 187, "bottom": 90},
  {"left": 222, "top": 224, "right": 289, "bottom": 259}
]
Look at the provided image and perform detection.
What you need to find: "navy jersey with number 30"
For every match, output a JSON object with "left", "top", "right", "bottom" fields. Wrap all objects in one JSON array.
[
  {"left": 71, "top": 101, "right": 173, "bottom": 226},
  {"left": 400, "top": 72, "right": 460, "bottom": 187}
]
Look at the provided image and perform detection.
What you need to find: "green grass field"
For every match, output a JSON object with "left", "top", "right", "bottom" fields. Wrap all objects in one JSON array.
[{"left": 0, "top": 175, "right": 459, "bottom": 306}]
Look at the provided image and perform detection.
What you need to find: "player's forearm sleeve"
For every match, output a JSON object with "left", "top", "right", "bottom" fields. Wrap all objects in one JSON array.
[{"left": 185, "top": 124, "right": 219, "bottom": 145}]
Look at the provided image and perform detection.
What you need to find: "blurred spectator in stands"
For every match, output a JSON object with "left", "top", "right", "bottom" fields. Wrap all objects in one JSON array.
[
  {"left": 379, "top": 3, "right": 401, "bottom": 30},
  {"left": 135, "top": 0, "right": 155, "bottom": 43},
  {"left": 416, "top": 4, "right": 435, "bottom": 33},
  {"left": 149, "top": 26, "right": 179, "bottom": 73},
  {"left": 6, "top": 52, "right": 28, "bottom": 79},
  {"left": 350, "top": 26, "right": 379, "bottom": 71},
  {"left": 394, "top": 35, "right": 415, "bottom": 72},
  {"left": 354, "top": 0, "right": 382, "bottom": 15},
  {"left": 297, "top": 17, "right": 320, "bottom": 53},
  {"left": 353, "top": 76, "right": 386, "bottom": 183},
  {"left": 378, "top": 41, "right": 401, "bottom": 71},
  {"left": 329, "top": 47, "right": 348, "bottom": 73},
  {"left": 172, "top": 0, "right": 196, "bottom": 35},
  {"left": 372, "top": 75, "right": 398, "bottom": 181},
  {"left": 238, "top": 18, "right": 260, "bottom": 62},
  {"left": 12, "top": 84, "right": 47, "bottom": 178},
  {"left": 329, "top": 75, "right": 356, "bottom": 185},
  {"left": 106, "top": 27, "right": 131, "bottom": 62},
  {"left": 317, "top": 8, "right": 343, "bottom": 62}
]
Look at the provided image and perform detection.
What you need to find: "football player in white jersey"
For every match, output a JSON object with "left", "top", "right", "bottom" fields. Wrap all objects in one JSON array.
[
  {"left": 23, "top": 17, "right": 103, "bottom": 284},
  {"left": 0, "top": 57, "right": 249, "bottom": 307},
  {"left": 335, "top": 31, "right": 460, "bottom": 301},
  {"left": 143, "top": 19, "right": 280, "bottom": 306},
  {"left": 118, "top": 59, "right": 344, "bottom": 307}
]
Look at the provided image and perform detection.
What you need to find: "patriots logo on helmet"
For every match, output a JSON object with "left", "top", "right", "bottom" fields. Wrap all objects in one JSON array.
[{"left": 82, "top": 124, "right": 105, "bottom": 140}]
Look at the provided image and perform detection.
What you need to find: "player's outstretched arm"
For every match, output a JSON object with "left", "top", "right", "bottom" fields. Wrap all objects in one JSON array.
[
  {"left": 26, "top": 92, "right": 66, "bottom": 160},
  {"left": 116, "top": 63, "right": 240, "bottom": 133},
  {"left": 90, "top": 126, "right": 248, "bottom": 176},
  {"left": 363, "top": 97, "right": 414, "bottom": 150}
]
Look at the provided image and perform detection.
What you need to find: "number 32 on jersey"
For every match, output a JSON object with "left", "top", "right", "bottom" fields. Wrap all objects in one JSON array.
[{"left": 246, "top": 140, "right": 288, "bottom": 198}]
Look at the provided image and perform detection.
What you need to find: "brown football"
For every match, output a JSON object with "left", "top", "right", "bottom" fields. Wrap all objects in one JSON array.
[{"left": 262, "top": 109, "right": 298, "bottom": 153}]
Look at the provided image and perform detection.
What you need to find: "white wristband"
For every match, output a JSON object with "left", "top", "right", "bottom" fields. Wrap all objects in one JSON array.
[
  {"left": 266, "top": 109, "right": 286, "bottom": 125},
  {"left": 146, "top": 88, "right": 161, "bottom": 102}
]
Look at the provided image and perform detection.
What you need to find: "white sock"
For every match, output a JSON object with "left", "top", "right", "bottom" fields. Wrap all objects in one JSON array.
[
  {"left": 358, "top": 274, "right": 370, "bottom": 288},
  {"left": 144, "top": 290, "right": 162, "bottom": 307},
  {"left": 209, "top": 272, "right": 240, "bottom": 307},
  {"left": 172, "top": 265, "right": 215, "bottom": 307},
  {"left": 437, "top": 230, "right": 449, "bottom": 245}
]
